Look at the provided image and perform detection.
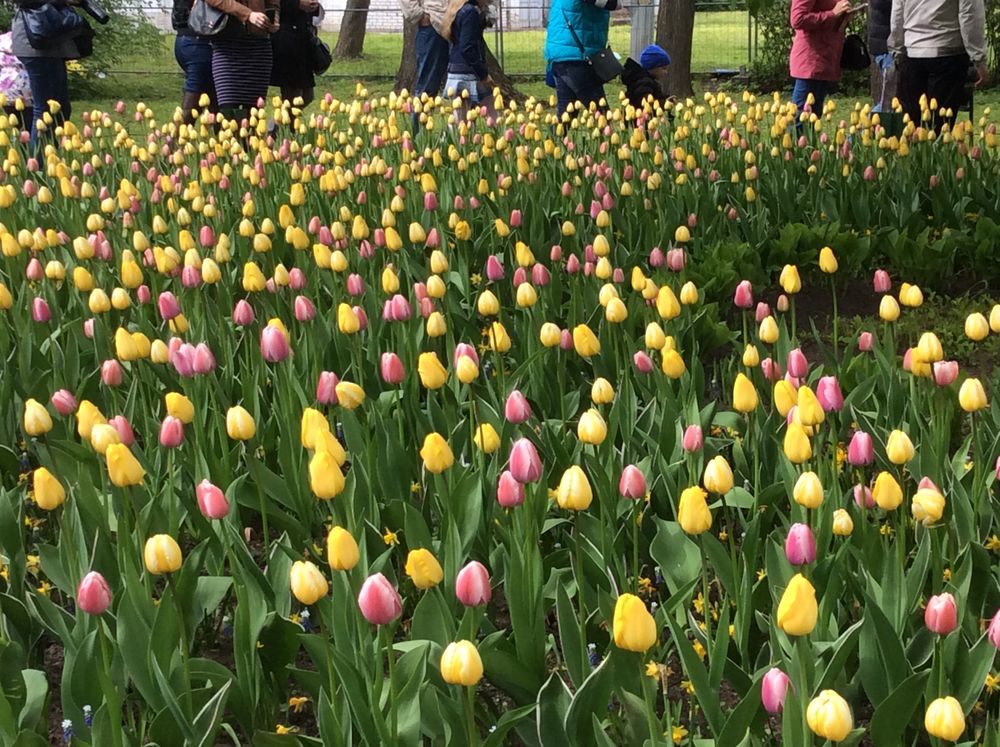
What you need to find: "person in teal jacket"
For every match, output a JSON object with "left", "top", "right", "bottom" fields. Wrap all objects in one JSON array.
[{"left": 544, "top": 0, "right": 619, "bottom": 116}]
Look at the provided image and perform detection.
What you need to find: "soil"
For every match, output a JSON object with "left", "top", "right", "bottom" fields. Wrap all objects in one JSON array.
[{"left": 45, "top": 641, "right": 65, "bottom": 745}]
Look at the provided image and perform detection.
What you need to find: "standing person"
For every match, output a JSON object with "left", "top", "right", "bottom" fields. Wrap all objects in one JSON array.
[
  {"left": 270, "top": 0, "right": 320, "bottom": 106},
  {"left": 441, "top": 0, "right": 493, "bottom": 119},
  {"left": 173, "top": 0, "right": 215, "bottom": 123},
  {"left": 868, "top": 0, "right": 894, "bottom": 110},
  {"left": 544, "top": 0, "right": 619, "bottom": 118},
  {"left": 889, "top": 0, "right": 987, "bottom": 129},
  {"left": 789, "top": 0, "right": 860, "bottom": 117},
  {"left": 204, "top": 0, "right": 280, "bottom": 122},
  {"left": 400, "top": 0, "right": 449, "bottom": 130}
]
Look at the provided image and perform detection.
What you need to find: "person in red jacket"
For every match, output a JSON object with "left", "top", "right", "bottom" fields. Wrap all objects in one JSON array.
[{"left": 788, "top": 0, "right": 863, "bottom": 117}]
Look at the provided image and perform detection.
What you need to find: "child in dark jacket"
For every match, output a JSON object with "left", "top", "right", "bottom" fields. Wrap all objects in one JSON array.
[
  {"left": 442, "top": 0, "right": 493, "bottom": 113},
  {"left": 621, "top": 44, "right": 672, "bottom": 113}
]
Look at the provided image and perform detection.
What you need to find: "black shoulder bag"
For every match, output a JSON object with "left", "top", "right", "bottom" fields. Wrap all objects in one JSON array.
[
  {"left": 20, "top": 2, "right": 85, "bottom": 49},
  {"left": 188, "top": 0, "right": 229, "bottom": 36},
  {"left": 563, "top": 10, "right": 622, "bottom": 84},
  {"left": 841, "top": 34, "right": 871, "bottom": 71},
  {"left": 310, "top": 27, "right": 331, "bottom": 75}
]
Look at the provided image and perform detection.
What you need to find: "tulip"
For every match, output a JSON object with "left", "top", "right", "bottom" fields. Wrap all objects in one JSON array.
[
  {"left": 917, "top": 331, "right": 944, "bottom": 363},
  {"left": 816, "top": 376, "right": 844, "bottom": 412},
  {"left": 572, "top": 324, "right": 600, "bottom": 358},
  {"left": 455, "top": 561, "right": 491, "bottom": 607},
  {"left": 682, "top": 425, "right": 703, "bottom": 453},
  {"left": 796, "top": 386, "right": 825, "bottom": 426},
  {"left": 678, "top": 486, "right": 712, "bottom": 534},
  {"left": 165, "top": 392, "right": 195, "bottom": 424},
  {"left": 358, "top": 573, "right": 403, "bottom": 625},
  {"left": 612, "top": 593, "right": 657, "bottom": 652},
  {"left": 924, "top": 696, "right": 965, "bottom": 741},
  {"left": 858, "top": 331, "right": 873, "bottom": 351},
  {"left": 742, "top": 344, "right": 760, "bottom": 368},
  {"left": 33, "top": 467, "right": 65, "bottom": 510},
  {"left": 958, "top": 377, "right": 988, "bottom": 412},
  {"left": 106, "top": 443, "right": 144, "bottom": 487},
  {"left": 818, "top": 246, "right": 838, "bottom": 273},
  {"left": 776, "top": 573, "right": 818, "bottom": 636},
  {"left": 784, "top": 423, "right": 812, "bottom": 464},
  {"left": 854, "top": 484, "right": 875, "bottom": 509},
  {"left": 405, "top": 548, "right": 443, "bottom": 590},
  {"left": 504, "top": 390, "right": 532, "bottom": 424},
  {"left": 873, "top": 269, "right": 891, "bottom": 293},
  {"left": 488, "top": 322, "right": 511, "bottom": 353},
  {"left": 759, "top": 315, "right": 779, "bottom": 344},
  {"left": 793, "top": 471, "right": 823, "bottom": 509},
  {"left": 924, "top": 592, "right": 957, "bottom": 635},
  {"left": 233, "top": 299, "right": 255, "bottom": 326},
  {"left": 879, "top": 295, "right": 900, "bottom": 322},
  {"left": 420, "top": 432, "right": 453, "bottom": 474},
  {"left": 661, "top": 349, "right": 686, "bottom": 379},
  {"left": 309, "top": 450, "right": 345, "bottom": 499},
  {"left": 633, "top": 350, "right": 654, "bottom": 373},
  {"left": 761, "top": 668, "right": 790, "bottom": 715},
  {"left": 556, "top": 466, "right": 593, "bottom": 511},
  {"left": 787, "top": 348, "right": 808, "bottom": 378},
  {"left": 23, "top": 399, "right": 53, "bottom": 436},
  {"left": 335, "top": 381, "right": 365, "bottom": 409},
  {"left": 778, "top": 264, "right": 801, "bottom": 294},
  {"left": 619, "top": 465, "right": 647, "bottom": 500},
  {"left": 577, "top": 409, "right": 607, "bottom": 445},
  {"left": 158, "top": 416, "right": 185, "bottom": 448},
  {"left": 703, "top": 456, "right": 734, "bottom": 494},
  {"left": 316, "top": 371, "right": 339, "bottom": 405},
  {"left": 144, "top": 534, "right": 182, "bottom": 574},
  {"left": 886, "top": 429, "right": 915, "bottom": 464},
  {"left": 226, "top": 406, "right": 256, "bottom": 440},
  {"left": 539, "top": 322, "right": 561, "bottom": 348},
  {"left": 806, "top": 690, "right": 853, "bottom": 741},
  {"left": 195, "top": 479, "right": 229, "bottom": 519},
  {"left": 965, "top": 312, "right": 990, "bottom": 341},
  {"left": 733, "top": 280, "right": 753, "bottom": 309},
  {"left": 476, "top": 290, "right": 499, "bottom": 316},
  {"left": 32, "top": 297, "right": 51, "bottom": 323},
  {"left": 294, "top": 295, "right": 316, "bottom": 322},
  {"left": 157, "top": 291, "right": 181, "bottom": 321},
  {"left": 76, "top": 400, "right": 106, "bottom": 441},
  {"left": 509, "top": 438, "right": 542, "bottom": 483},
  {"left": 591, "top": 378, "right": 614, "bottom": 405},
  {"left": 440, "top": 641, "right": 484, "bottom": 686},
  {"left": 988, "top": 608, "right": 1000, "bottom": 649},
  {"left": 785, "top": 523, "right": 817, "bottom": 565},
  {"left": 666, "top": 247, "right": 686, "bottom": 271},
  {"left": 260, "top": 325, "right": 290, "bottom": 363},
  {"left": 485, "top": 255, "right": 504, "bottom": 281},
  {"left": 108, "top": 416, "right": 134, "bottom": 447},
  {"left": 191, "top": 342, "right": 216, "bottom": 373},
  {"left": 380, "top": 352, "right": 405, "bottom": 385},
  {"left": 326, "top": 526, "right": 359, "bottom": 571},
  {"left": 847, "top": 431, "right": 874, "bottom": 466},
  {"left": 732, "top": 373, "right": 758, "bottom": 413},
  {"left": 933, "top": 361, "right": 959, "bottom": 387},
  {"left": 497, "top": 470, "right": 525, "bottom": 507},
  {"left": 912, "top": 485, "right": 945, "bottom": 526},
  {"left": 872, "top": 471, "right": 903, "bottom": 510},
  {"left": 290, "top": 560, "right": 329, "bottom": 605},
  {"left": 50, "top": 389, "right": 77, "bottom": 417},
  {"left": 101, "top": 360, "right": 123, "bottom": 387},
  {"left": 832, "top": 508, "right": 854, "bottom": 535},
  {"left": 76, "top": 571, "right": 112, "bottom": 616}
]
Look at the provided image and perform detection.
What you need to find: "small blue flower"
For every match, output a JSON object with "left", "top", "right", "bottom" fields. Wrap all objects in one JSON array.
[
  {"left": 587, "top": 643, "right": 600, "bottom": 668},
  {"left": 83, "top": 705, "right": 93, "bottom": 727},
  {"left": 300, "top": 609, "right": 312, "bottom": 632},
  {"left": 62, "top": 719, "right": 73, "bottom": 743},
  {"left": 654, "top": 566, "right": 663, "bottom": 586}
]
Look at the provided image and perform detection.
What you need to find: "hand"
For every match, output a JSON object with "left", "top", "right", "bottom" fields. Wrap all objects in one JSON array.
[
  {"left": 248, "top": 11, "right": 270, "bottom": 28},
  {"left": 832, "top": 0, "right": 852, "bottom": 16},
  {"left": 974, "top": 61, "right": 988, "bottom": 87}
]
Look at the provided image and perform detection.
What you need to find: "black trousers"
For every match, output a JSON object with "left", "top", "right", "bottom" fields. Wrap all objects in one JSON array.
[{"left": 898, "top": 53, "right": 971, "bottom": 131}]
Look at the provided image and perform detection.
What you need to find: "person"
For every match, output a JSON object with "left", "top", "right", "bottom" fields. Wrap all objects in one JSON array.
[
  {"left": 789, "top": 0, "right": 861, "bottom": 118},
  {"left": 621, "top": 43, "right": 671, "bottom": 112},
  {"left": 172, "top": 0, "right": 215, "bottom": 123},
  {"left": 400, "top": 0, "right": 449, "bottom": 130},
  {"left": 868, "top": 0, "right": 893, "bottom": 109},
  {"left": 270, "top": 0, "right": 321, "bottom": 106},
  {"left": 1, "top": 30, "right": 33, "bottom": 132},
  {"left": 888, "top": 0, "right": 987, "bottom": 129},
  {"left": 544, "top": 0, "right": 619, "bottom": 118},
  {"left": 204, "top": 0, "right": 280, "bottom": 122},
  {"left": 441, "top": 0, "right": 493, "bottom": 119},
  {"left": 10, "top": 0, "right": 89, "bottom": 147}
]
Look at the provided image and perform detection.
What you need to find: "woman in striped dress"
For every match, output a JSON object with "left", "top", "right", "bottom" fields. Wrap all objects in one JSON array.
[{"left": 204, "top": 0, "right": 280, "bottom": 121}]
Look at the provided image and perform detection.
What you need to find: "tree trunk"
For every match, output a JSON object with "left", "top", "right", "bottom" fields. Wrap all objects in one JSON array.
[
  {"left": 333, "top": 0, "right": 371, "bottom": 59},
  {"left": 486, "top": 46, "right": 524, "bottom": 103},
  {"left": 655, "top": 0, "right": 695, "bottom": 98}
]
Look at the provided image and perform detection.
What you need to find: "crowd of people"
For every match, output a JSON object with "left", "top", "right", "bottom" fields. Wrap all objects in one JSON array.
[{"left": 0, "top": 0, "right": 992, "bottom": 150}]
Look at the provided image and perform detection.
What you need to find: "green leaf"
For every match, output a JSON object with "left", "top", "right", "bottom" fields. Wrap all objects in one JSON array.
[
  {"left": 192, "top": 680, "right": 232, "bottom": 747},
  {"left": 536, "top": 672, "right": 572, "bottom": 747},
  {"left": 663, "top": 614, "right": 723, "bottom": 735},
  {"left": 869, "top": 671, "right": 930, "bottom": 745},
  {"left": 649, "top": 519, "right": 701, "bottom": 596},
  {"left": 15, "top": 670, "right": 47, "bottom": 734},
  {"left": 955, "top": 634, "right": 996, "bottom": 712},
  {"left": 563, "top": 652, "right": 617, "bottom": 745},
  {"left": 556, "top": 581, "right": 585, "bottom": 689}
]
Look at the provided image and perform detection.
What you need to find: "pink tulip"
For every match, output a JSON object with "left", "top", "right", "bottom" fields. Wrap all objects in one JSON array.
[
  {"left": 294, "top": 295, "right": 316, "bottom": 322},
  {"left": 455, "top": 561, "right": 491, "bottom": 607},
  {"left": 619, "top": 465, "right": 647, "bottom": 500},
  {"left": 389, "top": 294, "right": 411, "bottom": 322},
  {"left": 353, "top": 306, "right": 368, "bottom": 331},
  {"left": 158, "top": 292, "right": 181, "bottom": 321},
  {"left": 233, "top": 299, "right": 255, "bottom": 326},
  {"left": 504, "top": 390, "right": 532, "bottom": 424},
  {"left": 858, "top": 332, "right": 873, "bottom": 352},
  {"left": 76, "top": 571, "right": 112, "bottom": 615},
  {"left": 776, "top": 295, "right": 789, "bottom": 313},
  {"left": 198, "top": 225, "right": 215, "bottom": 247},
  {"left": 847, "top": 431, "right": 874, "bottom": 466},
  {"left": 424, "top": 192, "right": 437, "bottom": 212},
  {"left": 137, "top": 285, "right": 151, "bottom": 305},
  {"left": 565, "top": 254, "right": 581, "bottom": 274},
  {"left": 559, "top": 330, "right": 573, "bottom": 350},
  {"left": 171, "top": 343, "right": 195, "bottom": 377},
  {"left": 988, "top": 609, "right": 1000, "bottom": 649},
  {"left": 453, "top": 343, "right": 479, "bottom": 367},
  {"left": 854, "top": 483, "right": 875, "bottom": 509},
  {"left": 924, "top": 593, "right": 957, "bottom": 635},
  {"left": 682, "top": 424, "right": 704, "bottom": 453},
  {"left": 260, "top": 326, "right": 290, "bottom": 363},
  {"left": 50, "top": 389, "right": 78, "bottom": 416},
  {"left": 531, "top": 263, "right": 551, "bottom": 287},
  {"left": 918, "top": 476, "right": 940, "bottom": 492},
  {"left": 902, "top": 348, "right": 914, "bottom": 372},
  {"left": 108, "top": 415, "right": 135, "bottom": 446},
  {"left": 289, "top": 268, "right": 306, "bottom": 290},
  {"left": 816, "top": 376, "right": 843, "bottom": 412},
  {"left": 509, "top": 438, "right": 542, "bottom": 484},
  {"left": 512, "top": 267, "right": 527, "bottom": 287},
  {"left": 873, "top": 269, "right": 891, "bottom": 293},
  {"left": 316, "top": 371, "right": 339, "bottom": 405},
  {"left": 509, "top": 209, "right": 522, "bottom": 228},
  {"left": 101, "top": 360, "right": 123, "bottom": 387},
  {"left": 786, "top": 348, "right": 808, "bottom": 379},
  {"left": 550, "top": 245, "right": 563, "bottom": 262},
  {"left": 347, "top": 273, "right": 365, "bottom": 297},
  {"left": 159, "top": 416, "right": 185, "bottom": 448},
  {"left": 648, "top": 247, "right": 665, "bottom": 268},
  {"left": 357, "top": 573, "right": 403, "bottom": 625},
  {"left": 761, "top": 668, "right": 790, "bottom": 715},
  {"left": 760, "top": 358, "right": 782, "bottom": 383},
  {"left": 26, "top": 258, "right": 43, "bottom": 281},
  {"left": 933, "top": 361, "right": 958, "bottom": 387},
  {"left": 755, "top": 302, "right": 771, "bottom": 323},
  {"left": 497, "top": 470, "right": 525, "bottom": 507},
  {"left": 32, "top": 297, "right": 51, "bottom": 323},
  {"left": 485, "top": 255, "right": 505, "bottom": 282},
  {"left": 785, "top": 523, "right": 816, "bottom": 565},
  {"left": 196, "top": 479, "right": 230, "bottom": 519},
  {"left": 181, "top": 266, "right": 201, "bottom": 288},
  {"left": 380, "top": 352, "right": 405, "bottom": 385},
  {"left": 733, "top": 280, "right": 753, "bottom": 309},
  {"left": 633, "top": 351, "right": 654, "bottom": 373}
]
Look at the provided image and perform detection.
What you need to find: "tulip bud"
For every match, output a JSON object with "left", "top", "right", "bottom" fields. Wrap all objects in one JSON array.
[
  {"left": 847, "top": 431, "right": 874, "bottom": 466},
  {"left": 703, "top": 456, "right": 734, "bottom": 494},
  {"left": 497, "top": 470, "right": 525, "bottom": 507},
  {"left": 618, "top": 465, "right": 647, "bottom": 500},
  {"left": 504, "top": 390, "right": 532, "bottom": 424},
  {"left": 76, "top": 571, "right": 113, "bottom": 615},
  {"left": 380, "top": 352, "right": 406, "bottom": 385},
  {"left": 226, "top": 406, "right": 256, "bottom": 441},
  {"left": 988, "top": 608, "right": 1000, "bottom": 649},
  {"left": 761, "top": 668, "right": 790, "bottom": 715},
  {"left": 732, "top": 373, "right": 758, "bottom": 413},
  {"left": 440, "top": 640, "right": 484, "bottom": 686},
  {"left": 924, "top": 592, "right": 957, "bottom": 635},
  {"left": 32, "top": 297, "right": 51, "bottom": 323},
  {"left": 924, "top": 696, "right": 965, "bottom": 741},
  {"left": 556, "top": 465, "right": 592, "bottom": 511},
  {"left": 157, "top": 291, "right": 181, "bottom": 321},
  {"left": 405, "top": 548, "right": 444, "bottom": 590},
  {"left": 733, "top": 280, "right": 753, "bottom": 309},
  {"left": 577, "top": 409, "right": 607, "bottom": 445},
  {"left": 832, "top": 508, "right": 854, "bottom": 535},
  {"left": 873, "top": 269, "right": 892, "bottom": 293},
  {"left": 290, "top": 560, "right": 329, "bottom": 605},
  {"left": 806, "top": 690, "right": 853, "bottom": 741},
  {"left": 793, "top": 471, "right": 823, "bottom": 509},
  {"left": 260, "top": 325, "right": 291, "bottom": 363},
  {"left": 886, "top": 429, "right": 915, "bottom": 464},
  {"left": 455, "top": 561, "right": 491, "bottom": 607},
  {"left": 776, "top": 573, "right": 818, "bottom": 636},
  {"left": 158, "top": 416, "right": 185, "bottom": 448},
  {"left": 854, "top": 483, "right": 875, "bottom": 509},
  {"left": 144, "top": 534, "right": 182, "bottom": 574},
  {"left": 33, "top": 467, "right": 65, "bottom": 510},
  {"left": 678, "top": 486, "right": 712, "bottom": 534},
  {"left": 358, "top": 573, "right": 402, "bottom": 625},
  {"left": 784, "top": 523, "right": 816, "bottom": 565},
  {"left": 316, "top": 371, "right": 339, "bottom": 405},
  {"left": 325, "top": 526, "right": 359, "bottom": 571},
  {"left": 233, "top": 299, "right": 255, "bottom": 326},
  {"left": 612, "top": 593, "right": 657, "bottom": 652},
  {"left": 872, "top": 471, "right": 903, "bottom": 510},
  {"left": 858, "top": 332, "right": 873, "bottom": 351},
  {"left": 958, "top": 377, "right": 988, "bottom": 412},
  {"left": 23, "top": 398, "right": 53, "bottom": 436},
  {"left": 815, "top": 376, "right": 843, "bottom": 412},
  {"left": 420, "top": 432, "right": 454, "bottom": 474},
  {"left": 195, "top": 479, "right": 229, "bottom": 519},
  {"left": 633, "top": 350, "right": 654, "bottom": 373},
  {"left": 933, "top": 361, "right": 959, "bottom": 387}
]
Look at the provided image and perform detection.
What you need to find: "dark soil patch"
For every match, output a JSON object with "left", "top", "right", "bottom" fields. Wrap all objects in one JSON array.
[{"left": 45, "top": 641, "right": 65, "bottom": 745}]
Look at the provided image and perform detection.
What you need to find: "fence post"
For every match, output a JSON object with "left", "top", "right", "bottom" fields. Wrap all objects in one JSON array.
[{"left": 629, "top": 0, "right": 655, "bottom": 63}]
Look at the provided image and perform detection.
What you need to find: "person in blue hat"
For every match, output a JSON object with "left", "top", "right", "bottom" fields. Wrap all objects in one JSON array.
[{"left": 621, "top": 44, "right": 672, "bottom": 112}]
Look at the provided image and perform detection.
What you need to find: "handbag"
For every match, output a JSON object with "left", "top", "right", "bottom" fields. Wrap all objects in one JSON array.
[
  {"left": 20, "top": 3, "right": 85, "bottom": 49},
  {"left": 841, "top": 34, "right": 870, "bottom": 72},
  {"left": 309, "top": 27, "right": 331, "bottom": 75},
  {"left": 188, "top": 0, "right": 228, "bottom": 36},
  {"left": 562, "top": 11, "right": 622, "bottom": 84}
]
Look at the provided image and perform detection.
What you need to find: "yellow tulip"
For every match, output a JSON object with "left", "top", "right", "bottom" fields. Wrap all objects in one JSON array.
[
  {"left": 23, "top": 399, "right": 53, "bottom": 436},
  {"left": 924, "top": 696, "right": 965, "bottom": 741},
  {"left": 143, "top": 534, "right": 182, "bottom": 574},
  {"left": 591, "top": 378, "right": 615, "bottom": 405},
  {"left": 456, "top": 355, "right": 479, "bottom": 384},
  {"left": 732, "top": 373, "right": 758, "bottom": 413},
  {"left": 991, "top": 305, "right": 1000, "bottom": 334},
  {"left": 539, "top": 322, "right": 561, "bottom": 348},
  {"left": 337, "top": 303, "right": 360, "bottom": 334},
  {"left": 577, "top": 409, "right": 608, "bottom": 445},
  {"left": 309, "top": 450, "right": 345, "bottom": 500},
  {"left": 784, "top": 423, "right": 812, "bottom": 464},
  {"left": 703, "top": 456, "right": 734, "bottom": 494},
  {"left": 911, "top": 487, "right": 945, "bottom": 526},
  {"left": 417, "top": 352, "right": 448, "bottom": 390},
  {"left": 226, "top": 406, "right": 256, "bottom": 441},
  {"left": 605, "top": 297, "right": 628, "bottom": 323},
  {"left": 779, "top": 264, "right": 801, "bottom": 294},
  {"left": 106, "top": 443, "right": 144, "bottom": 487},
  {"left": 958, "top": 378, "right": 988, "bottom": 412},
  {"left": 556, "top": 465, "right": 593, "bottom": 511},
  {"left": 965, "top": 312, "right": 989, "bottom": 341},
  {"left": 885, "top": 429, "right": 914, "bottom": 464},
  {"left": 439, "top": 640, "right": 484, "bottom": 686},
  {"left": 326, "top": 526, "right": 360, "bottom": 571},
  {"left": 426, "top": 311, "right": 448, "bottom": 337},
  {"left": 806, "top": 690, "right": 853, "bottom": 741},
  {"left": 793, "top": 471, "right": 824, "bottom": 509},
  {"left": 572, "top": 324, "right": 600, "bottom": 358},
  {"left": 759, "top": 315, "right": 779, "bottom": 344},
  {"left": 872, "top": 471, "right": 903, "bottom": 510},
  {"left": 289, "top": 560, "right": 329, "bottom": 605},
  {"left": 33, "top": 467, "right": 65, "bottom": 510},
  {"left": 832, "top": 509, "right": 854, "bottom": 536},
  {"left": 477, "top": 290, "right": 500, "bottom": 316},
  {"left": 818, "top": 247, "right": 838, "bottom": 274},
  {"left": 879, "top": 295, "right": 900, "bottom": 322},
  {"left": 677, "top": 486, "right": 712, "bottom": 535},
  {"left": 645, "top": 322, "right": 666, "bottom": 350},
  {"left": 420, "top": 432, "right": 454, "bottom": 474},
  {"left": 776, "top": 573, "right": 818, "bottom": 636},
  {"left": 796, "top": 386, "right": 825, "bottom": 427},
  {"left": 742, "top": 344, "right": 760, "bottom": 367},
  {"left": 679, "top": 281, "right": 699, "bottom": 306},
  {"left": 473, "top": 423, "right": 500, "bottom": 453},
  {"left": 90, "top": 423, "right": 121, "bottom": 455},
  {"left": 612, "top": 593, "right": 658, "bottom": 652},
  {"left": 335, "top": 381, "right": 365, "bottom": 410},
  {"left": 916, "top": 332, "right": 943, "bottom": 363},
  {"left": 165, "top": 393, "right": 195, "bottom": 424},
  {"left": 487, "top": 322, "right": 512, "bottom": 353},
  {"left": 773, "top": 380, "right": 797, "bottom": 418},
  {"left": 656, "top": 286, "right": 680, "bottom": 320},
  {"left": 661, "top": 349, "right": 686, "bottom": 379},
  {"left": 405, "top": 548, "right": 444, "bottom": 590}
]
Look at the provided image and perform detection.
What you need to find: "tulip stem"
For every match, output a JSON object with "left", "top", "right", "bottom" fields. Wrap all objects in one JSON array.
[
  {"left": 167, "top": 575, "right": 194, "bottom": 723},
  {"left": 382, "top": 625, "right": 397, "bottom": 743},
  {"left": 573, "top": 513, "right": 588, "bottom": 678},
  {"left": 699, "top": 542, "right": 712, "bottom": 651},
  {"left": 632, "top": 500, "right": 641, "bottom": 594},
  {"left": 796, "top": 636, "right": 810, "bottom": 746},
  {"left": 98, "top": 619, "right": 125, "bottom": 747},
  {"left": 640, "top": 658, "right": 661, "bottom": 745},
  {"left": 829, "top": 276, "right": 839, "bottom": 366},
  {"left": 464, "top": 685, "right": 477, "bottom": 746}
]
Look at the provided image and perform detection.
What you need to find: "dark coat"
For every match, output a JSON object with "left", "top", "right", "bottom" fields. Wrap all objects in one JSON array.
[
  {"left": 448, "top": 2, "right": 488, "bottom": 80},
  {"left": 621, "top": 58, "right": 665, "bottom": 110},
  {"left": 868, "top": 0, "right": 892, "bottom": 56}
]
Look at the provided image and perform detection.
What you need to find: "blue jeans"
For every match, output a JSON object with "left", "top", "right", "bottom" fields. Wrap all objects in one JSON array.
[
  {"left": 412, "top": 24, "right": 448, "bottom": 130},
  {"left": 174, "top": 35, "right": 214, "bottom": 96},
  {"left": 792, "top": 78, "right": 830, "bottom": 116},
  {"left": 20, "top": 57, "right": 70, "bottom": 147},
  {"left": 552, "top": 61, "right": 606, "bottom": 117}
]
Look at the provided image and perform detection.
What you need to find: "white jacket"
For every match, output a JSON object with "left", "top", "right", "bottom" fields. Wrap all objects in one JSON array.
[
  {"left": 399, "top": 0, "right": 451, "bottom": 36},
  {"left": 888, "top": 0, "right": 986, "bottom": 63}
]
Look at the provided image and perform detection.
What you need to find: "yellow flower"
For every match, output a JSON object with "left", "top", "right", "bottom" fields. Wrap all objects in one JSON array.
[
  {"left": 144, "top": 534, "right": 183, "bottom": 574},
  {"left": 677, "top": 486, "right": 712, "bottom": 535},
  {"left": 23, "top": 399, "right": 53, "bottom": 437},
  {"left": 165, "top": 393, "right": 195, "bottom": 424},
  {"left": 645, "top": 661, "right": 660, "bottom": 678},
  {"left": 288, "top": 696, "right": 309, "bottom": 714},
  {"left": 420, "top": 432, "right": 454, "bottom": 474},
  {"left": 773, "top": 380, "right": 797, "bottom": 418},
  {"left": 924, "top": 696, "right": 965, "bottom": 741},
  {"left": 776, "top": 573, "right": 818, "bottom": 637},
  {"left": 226, "top": 406, "right": 256, "bottom": 441},
  {"left": 873, "top": 471, "right": 903, "bottom": 510},
  {"left": 612, "top": 593, "right": 657, "bottom": 653},
  {"left": 417, "top": 352, "right": 448, "bottom": 390},
  {"left": 661, "top": 349, "right": 686, "bottom": 379},
  {"left": 106, "top": 443, "right": 145, "bottom": 487},
  {"left": 383, "top": 528, "right": 399, "bottom": 546},
  {"left": 793, "top": 471, "right": 824, "bottom": 509},
  {"left": 732, "top": 373, "right": 758, "bottom": 413},
  {"left": 473, "top": 423, "right": 500, "bottom": 453},
  {"left": 335, "top": 382, "right": 365, "bottom": 410},
  {"left": 309, "top": 450, "right": 345, "bottom": 500},
  {"left": 32, "top": 467, "right": 65, "bottom": 510},
  {"left": 539, "top": 322, "right": 561, "bottom": 348},
  {"left": 556, "top": 465, "right": 593, "bottom": 511},
  {"left": 911, "top": 486, "right": 945, "bottom": 526},
  {"left": 965, "top": 312, "right": 989, "bottom": 341},
  {"left": 487, "top": 321, "right": 512, "bottom": 353},
  {"left": 591, "top": 378, "right": 615, "bottom": 405},
  {"left": 439, "top": 640, "right": 483, "bottom": 686},
  {"left": 958, "top": 378, "right": 988, "bottom": 412},
  {"left": 783, "top": 423, "right": 812, "bottom": 464},
  {"left": 672, "top": 725, "right": 688, "bottom": 745},
  {"left": 818, "top": 246, "right": 838, "bottom": 274},
  {"left": 572, "top": 324, "right": 600, "bottom": 358},
  {"left": 779, "top": 264, "right": 801, "bottom": 294},
  {"left": 405, "top": 548, "right": 443, "bottom": 590},
  {"left": 656, "top": 286, "right": 680, "bottom": 320},
  {"left": 797, "top": 386, "right": 825, "bottom": 427},
  {"left": 577, "top": 409, "right": 608, "bottom": 445},
  {"left": 807, "top": 690, "right": 853, "bottom": 741},
  {"left": 326, "top": 526, "right": 359, "bottom": 571},
  {"left": 289, "top": 560, "right": 329, "bottom": 605}
]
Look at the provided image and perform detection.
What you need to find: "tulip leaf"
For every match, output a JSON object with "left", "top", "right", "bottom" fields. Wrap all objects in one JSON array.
[
  {"left": 816, "top": 619, "right": 862, "bottom": 692},
  {"left": 14, "top": 670, "right": 46, "bottom": 735},
  {"left": 563, "top": 651, "right": 617, "bottom": 745},
  {"left": 716, "top": 669, "right": 764, "bottom": 746},
  {"left": 395, "top": 644, "right": 429, "bottom": 747},
  {"left": 869, "top": 670, "right": 930, "bottom": 746},
  {"left": 556, "top": 580, "right": 585, "bottom": 689},
  {"left": 536, "top": 672, "right": 572, "bottom": 747},
  {"left": 482, "top": 704, "right": 534, "bottom": 747},
  {"left": 191, "top": 680, "right": 232, "bottom": 747},
  {"left": 955, "top": 634, "right": 996, "bottom": 713},
  {"left": 664, "top": 613, "right": 723, "bottom": 735},
  {"left": 329, "top": 646, "right": 379, "bottom": 744},
  {"left": 649, "top": 519, "right": 701, "bottom": 597},
  {"left": 858, "top": 588, "right": 911, "bottom": 706}
]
